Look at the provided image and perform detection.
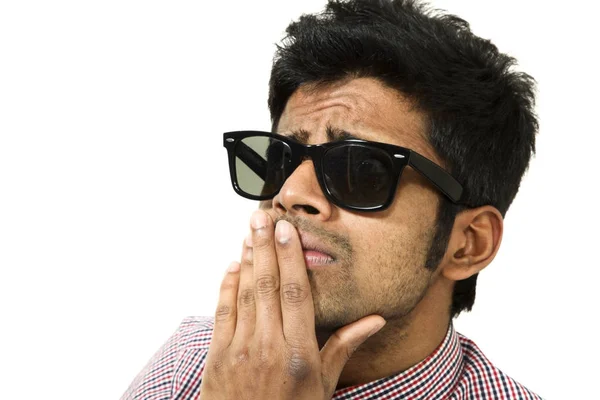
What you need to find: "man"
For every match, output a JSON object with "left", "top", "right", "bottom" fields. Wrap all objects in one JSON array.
[{"left": 122, "top": 0, "right": 541, "bottom": 398}]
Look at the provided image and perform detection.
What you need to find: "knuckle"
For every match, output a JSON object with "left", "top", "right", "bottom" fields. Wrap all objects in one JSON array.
[
  {"left": 232, "top": 347, "right": 250, "bottom": 366},
  {"left": 343, "top": 344, "right": 355, "bottom": 362},
  {"left": 255, "top": 274, "right": 279, "bottom": 297},
  {"left": 332, "top": 331, "right": 355, "bottom": 361},
  {"left": 252, "top": 231, "right": 272, "bottom": 249},
  {"left": 214, "top": 304, "right": 234, "bottom": 322},
  {"left": 281, "top": 283, "right": 309, "bottom": 306},
  {"left": 277, "top": 252, "right": 295, "bottom": 265},
  {"left": 330, "top": 331, "right": 358, "bottom": 362},
  {"left": 210, "top": 358, "right": 225, "bottom": 374},
  {"left": 286, "top": 351, "right": 312, "bottom": 381},
  {"left": 238, "top": 288, "right": 255, "bottom": 307}
]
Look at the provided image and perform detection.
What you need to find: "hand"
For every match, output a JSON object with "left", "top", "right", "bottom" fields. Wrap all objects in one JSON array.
[{"left": 198, "top": 210, "right": 386, "bottom": 400}]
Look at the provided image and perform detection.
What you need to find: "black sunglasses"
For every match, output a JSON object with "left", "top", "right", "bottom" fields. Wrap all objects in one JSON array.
[{"left": 223, "top": 131, "right": 463, "bottom": 212}]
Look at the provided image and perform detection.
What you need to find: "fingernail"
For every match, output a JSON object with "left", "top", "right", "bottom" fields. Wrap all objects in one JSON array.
[
  {"left": 227, "top": 262, "right": 240, "bottom": 273},
  {"left": 250, "top": 210, "right": 268, "bottom": 230},
  {"left": 245, "top": 231, "right": 253, "bottom": 247},
  {"left": 368, "top": 320, "right": 386, "bottom": 338},
  {"left": 275, "top": 220, "right": 292, "bottom": 244}
]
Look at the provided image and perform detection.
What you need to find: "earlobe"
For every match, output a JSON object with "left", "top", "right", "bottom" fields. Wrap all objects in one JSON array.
[{"left": 441, "top": 206, "right": 504, "bottom": 282}]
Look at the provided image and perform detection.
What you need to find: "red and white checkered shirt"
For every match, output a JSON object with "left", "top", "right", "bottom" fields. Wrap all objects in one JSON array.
[{"left": 121, "top": 316, "right": 542, "bottom": 399}]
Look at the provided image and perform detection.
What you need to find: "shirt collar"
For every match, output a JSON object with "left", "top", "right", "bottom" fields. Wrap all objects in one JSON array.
[{"left": 332, "top": 324, "right": 463, "bottom": 400}]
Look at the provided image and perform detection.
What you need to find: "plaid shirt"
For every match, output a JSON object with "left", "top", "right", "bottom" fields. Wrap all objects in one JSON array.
[{"left": 122, "top": 316, "right": 542, "bottom": 399}]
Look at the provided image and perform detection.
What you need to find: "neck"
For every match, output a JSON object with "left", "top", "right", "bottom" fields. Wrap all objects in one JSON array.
[{"left": 317, "top": 275, "right": 453, "bottom": 391}]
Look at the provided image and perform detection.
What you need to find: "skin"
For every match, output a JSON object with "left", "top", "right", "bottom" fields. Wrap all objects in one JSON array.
[{"left": 199, "top": 77, "right": 503, "bottom": 398}]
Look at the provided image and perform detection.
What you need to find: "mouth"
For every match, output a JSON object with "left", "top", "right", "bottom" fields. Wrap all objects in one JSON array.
[
  {"left": 302, "top": 250, "right": 336, "bottom": 269},
  {"left": 298, "top": 232, "right": 336, "bottom": 269}
]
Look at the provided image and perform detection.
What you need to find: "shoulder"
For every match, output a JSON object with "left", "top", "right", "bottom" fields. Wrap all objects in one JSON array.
[
  {"left": 176, "top": 316, "right": 215, "bottom": 350},
  {"left": 451, "top": 332, "right": 544, "bottom": 400},
  {"left": 120, "top": 316, "right": 215, "bottom": 400}
]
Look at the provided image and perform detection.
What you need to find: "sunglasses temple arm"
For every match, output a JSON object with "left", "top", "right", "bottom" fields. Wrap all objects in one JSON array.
[
  {"left": 236, "top": 141, "right": 268, "bottom": 181},
  {"left": 409, "top": 152, "right": 463, "bottom": 203}
]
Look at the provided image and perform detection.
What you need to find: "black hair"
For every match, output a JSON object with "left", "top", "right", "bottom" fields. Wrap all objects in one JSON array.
[{"left": 268, "top": 0, "right": 538, "bottom": 318}]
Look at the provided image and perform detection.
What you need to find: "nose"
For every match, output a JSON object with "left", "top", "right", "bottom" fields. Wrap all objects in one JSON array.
[{"left": 271, "top": 159, "right": 333, "bottom": 221}]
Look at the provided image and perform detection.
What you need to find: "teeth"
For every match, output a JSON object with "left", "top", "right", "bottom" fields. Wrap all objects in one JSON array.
[{"left": 304, "top": 255, "right": 333, "bottom": 264}]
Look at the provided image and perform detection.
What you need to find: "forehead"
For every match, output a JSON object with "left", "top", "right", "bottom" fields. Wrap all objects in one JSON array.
[{"left": 276, "top": 77, "right": 442, "bottom": 165}]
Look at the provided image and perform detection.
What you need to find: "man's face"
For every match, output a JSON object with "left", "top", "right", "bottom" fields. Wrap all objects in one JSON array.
[{"left": 262, "top": 77, "right": 445, "bottom": 332}]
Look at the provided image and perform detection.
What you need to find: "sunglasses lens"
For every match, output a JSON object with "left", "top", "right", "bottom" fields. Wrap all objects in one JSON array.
[
  {"left": 323, "top": 145, "right": 395, "bottom": 208},
  {"left": 235, "top": 136, "right": 291, "bottom": 198}
]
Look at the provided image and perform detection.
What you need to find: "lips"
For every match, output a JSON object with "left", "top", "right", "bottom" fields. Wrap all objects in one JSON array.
[{"left": 298, "top": 231, "right": 336, "bottom": 268}]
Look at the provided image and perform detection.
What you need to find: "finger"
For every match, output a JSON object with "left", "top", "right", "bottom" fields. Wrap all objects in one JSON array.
[
  {"left": 209, "top": 262, "right": 241, "bottom": 349},
  {"left": 233, "top": 235, "right": 256, "bottom": 342},
  {"left": 274, "top": 220, "right": 316, "bottom": 347},
  {"left": 320, "top": 315, "right": 386, "bottom": 385},
  {"left": 250, "top": 210, "right": 283, "bottom": 338}
]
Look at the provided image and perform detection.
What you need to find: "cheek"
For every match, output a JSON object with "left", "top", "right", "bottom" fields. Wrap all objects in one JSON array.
[
  {"left": 348, "top": 217, "right": 437, "bottom": 315},
  {"left": 349, "top": 208, "right": 437, "bottom": 280},
  {"left": 350, "top": 219, "right": 404, "bottom": 275}
]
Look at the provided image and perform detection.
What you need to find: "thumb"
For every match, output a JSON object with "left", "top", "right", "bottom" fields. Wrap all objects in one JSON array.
[{"left": 319, "top": 315, "right": 386, "bottom": 389}]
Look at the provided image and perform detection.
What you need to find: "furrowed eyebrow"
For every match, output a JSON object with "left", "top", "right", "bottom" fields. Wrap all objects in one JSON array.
[
  {"left": 287, "top": 129, "right": 310, "bottom": 144},
  {"left": 326, "top": 125, "right": 361, "bottom": 141},
  {"left": 286, "top": 126, "right": 363, "bottom": 143}
]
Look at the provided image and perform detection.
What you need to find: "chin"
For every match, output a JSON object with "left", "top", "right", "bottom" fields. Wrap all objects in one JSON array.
[{"left": 313, "top": 303, "right": 357, "bottom": 332}]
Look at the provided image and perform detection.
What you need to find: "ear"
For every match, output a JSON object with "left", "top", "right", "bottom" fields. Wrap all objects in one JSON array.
[{"left": 440, "top": 206, "right": 504, "bottom": 281}]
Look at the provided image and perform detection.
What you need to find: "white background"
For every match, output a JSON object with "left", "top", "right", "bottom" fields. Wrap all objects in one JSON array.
[{"left": 0, "top": 1, "right": 598, "bottom": 399}]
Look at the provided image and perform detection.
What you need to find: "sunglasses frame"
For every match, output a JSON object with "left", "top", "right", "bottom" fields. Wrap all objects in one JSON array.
[{"left": 223, "top": 130, "right": 463, "bottom": 212}]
